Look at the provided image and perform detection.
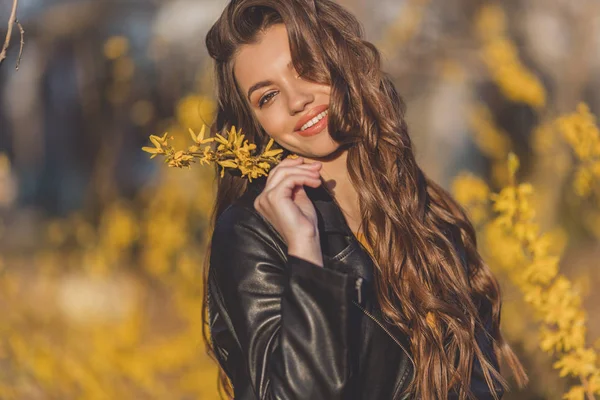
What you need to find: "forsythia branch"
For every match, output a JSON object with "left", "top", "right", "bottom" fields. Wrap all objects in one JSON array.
[
  {"left": 496, "top": 155, "right": 599, "bottom": 399},
  {"left": 474, "top": 4, "right": 546, "bottom": 109},
  {"left": 556, "top": 103, "right": 600, "bottom": 201},
  {"left": 453, "top": 153, "right": 600, "bottom": 400},
  {"left": 142, "top": 125, "right": 292, "bottom": 182}
]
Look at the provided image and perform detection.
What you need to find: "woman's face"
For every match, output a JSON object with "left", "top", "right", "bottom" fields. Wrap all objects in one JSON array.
[{"left": 233, "top": 23, "right": 341, "bottom": 159}]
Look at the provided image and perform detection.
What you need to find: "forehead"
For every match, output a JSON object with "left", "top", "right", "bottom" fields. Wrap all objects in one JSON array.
[{"left": 233, "top": 24, "right": 291, "bottom": 90}]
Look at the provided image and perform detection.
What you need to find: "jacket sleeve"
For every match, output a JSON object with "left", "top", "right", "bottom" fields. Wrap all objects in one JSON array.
[
  {"left": 448, "top": 227, "right": 505, "bottom": 400},
  {"left": 208, "top": 204, "right": 361, "bottom": 400},
  {"left": 453, "top": 311, "right": 505, "bottom": 400},
  {"left": 445, "top": 316, "right": 505, "bottom": 399}
]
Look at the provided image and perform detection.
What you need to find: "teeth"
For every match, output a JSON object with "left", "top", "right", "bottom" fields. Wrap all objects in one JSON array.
[{"left": 300, "top": 110, "right": 328, "bottom": 131}]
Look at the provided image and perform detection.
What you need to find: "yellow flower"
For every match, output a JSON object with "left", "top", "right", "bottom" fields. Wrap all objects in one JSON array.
[
  {"left": 563, "top": 385, "right": 585, "bottom": 400},
  {"left": 475, "top": 5, "right": 547, "bottom": 109},
  {"left": 521, "top": 256, "right": 558, "bottom": 285},
  {"left": 479, "top": 152, "right": 600, "bottom": 395},
  {"left": 168, "top": 151, "right": 195, "bottom": 169},
  {"left": 143, "top": 125, "right": 287, "bottom": 182},
  {"left": 474, "top": 4, "right": 506, "bottom": 42},
  {"left": 188, "top": 126, "right": 213, "bottom": 145},
  {"left": 451, "top": 173, "right": 491, "bottom": 225},
  {"left": 556, "top": 103, "right": 600, "bottom": 200},
  {"left": 554, "top": 348, "right": 597, "bottom": 378},
  {"left": 142, "top": 133, "right": 169, "bottom": 159}
]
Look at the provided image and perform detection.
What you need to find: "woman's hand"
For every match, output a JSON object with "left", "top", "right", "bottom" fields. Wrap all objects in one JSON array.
[{"left": 253, "top": 156, "right": 324, "bottom": 266}]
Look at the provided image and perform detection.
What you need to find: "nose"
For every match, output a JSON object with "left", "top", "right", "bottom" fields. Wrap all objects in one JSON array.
[{"left": 287, "top": 81, "right": 314, "bottom": 115}]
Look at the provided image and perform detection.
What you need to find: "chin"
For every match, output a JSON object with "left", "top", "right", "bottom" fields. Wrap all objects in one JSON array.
[
  {"left": 296, "top": 144, "right": 343, "bottom": 160},
  {"left": 281, "top": 131, "right": 342, "bottom": 158}
]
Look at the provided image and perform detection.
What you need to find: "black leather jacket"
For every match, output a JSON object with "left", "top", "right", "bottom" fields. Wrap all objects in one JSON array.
[{"left": 207, "top": 176, "right": 504, "bottom": 399}]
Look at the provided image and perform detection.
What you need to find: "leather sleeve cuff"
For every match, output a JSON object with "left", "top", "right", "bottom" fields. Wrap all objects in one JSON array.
[{"left": 287, "top": 254, "right": 362, "bottom": 306}]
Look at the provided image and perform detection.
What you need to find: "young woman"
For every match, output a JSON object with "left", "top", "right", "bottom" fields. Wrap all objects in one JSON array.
[{"left": 201, "top": 0, "right": 528, "bottom": 398}]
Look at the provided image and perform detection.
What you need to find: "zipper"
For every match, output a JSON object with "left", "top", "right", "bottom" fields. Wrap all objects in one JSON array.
[
  {"left": 324, "top": 182, "right": 414, "bottom": 393},
  {"left": 352, "top": 299, "right": 416, "bottom": 399},
  {"left": 351, "top": 299, "right": 416, "bottom": 371},
  {"left": 355, "top": 277, "right": 363, "bottom": 304}
]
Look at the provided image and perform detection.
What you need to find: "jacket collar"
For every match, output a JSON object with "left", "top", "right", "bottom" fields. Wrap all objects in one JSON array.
[{"left": 245, "top": 176, "right": 352, "bottom": 236}]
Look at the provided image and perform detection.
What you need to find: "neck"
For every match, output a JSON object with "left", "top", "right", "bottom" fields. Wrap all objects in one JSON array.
[
  {"left": 303, "top": 146, "right": 362, "bottom": 232},
  {"left": 312, "top": 148, "right": 348, "bottom": 190}
]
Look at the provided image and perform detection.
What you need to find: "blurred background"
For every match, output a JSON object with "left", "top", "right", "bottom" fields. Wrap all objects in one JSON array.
[{"left": 1, "top": 0, "right": 600, "bottom": 398}]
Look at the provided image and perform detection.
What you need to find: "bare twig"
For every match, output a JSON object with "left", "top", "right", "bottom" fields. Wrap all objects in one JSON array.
[
  {"left": 15, "top": 19, "right": 24, "bottom": 70},
  {"left": 580, "top": 374, "right": 597, "bottom": 400},
  {"left": 0, "top": 0, "right": 22, "bottom": 68}
]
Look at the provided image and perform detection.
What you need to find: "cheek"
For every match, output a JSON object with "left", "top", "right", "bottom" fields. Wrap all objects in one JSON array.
[{"left": 256, "top": 109, "right": 289, "bottom": 139}]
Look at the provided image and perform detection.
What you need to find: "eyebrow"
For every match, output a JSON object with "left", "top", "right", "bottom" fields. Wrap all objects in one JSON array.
[
  {"left": 246, "top": 61, "right": 295, "bottom": 102},
  {"left": 247, "top": 80, "right": 273, "bottom": 102}
]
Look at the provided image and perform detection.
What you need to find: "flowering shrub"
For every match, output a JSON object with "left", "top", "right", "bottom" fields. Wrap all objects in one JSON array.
[{"left": 453, "top": 152, "right": 600, "bottom": 400}]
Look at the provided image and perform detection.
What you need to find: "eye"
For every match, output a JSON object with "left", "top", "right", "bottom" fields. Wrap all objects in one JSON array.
[{"left": 258, "top": 91, "right": 277, "bottom": 108}]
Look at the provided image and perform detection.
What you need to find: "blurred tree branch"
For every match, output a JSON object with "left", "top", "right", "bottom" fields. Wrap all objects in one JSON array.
[{"left": 0, "top": 0, "right": 24, "bottom": 69}]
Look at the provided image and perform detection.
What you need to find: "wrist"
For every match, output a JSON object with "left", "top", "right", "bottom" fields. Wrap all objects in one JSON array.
[{"left": 288, "top": 237, "right": 324, "bottom": 267}]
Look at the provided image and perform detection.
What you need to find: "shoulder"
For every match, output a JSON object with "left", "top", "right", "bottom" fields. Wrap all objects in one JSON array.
[
  {"left": 211, "top": 178, "right": 285, "bottom": 253},
  {"left": 225, "top": 175, "right": 267, "bottom": 218},
  {"left": 213, "top": 176, "right": 264, "bottom": 231},
  {"left": 209, "top": 184, "right": 289, "bottom": 289}
]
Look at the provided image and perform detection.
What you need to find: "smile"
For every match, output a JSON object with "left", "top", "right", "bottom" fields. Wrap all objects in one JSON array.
[{"left": 297, "top": 110, "right": 328, "bottom": 137}]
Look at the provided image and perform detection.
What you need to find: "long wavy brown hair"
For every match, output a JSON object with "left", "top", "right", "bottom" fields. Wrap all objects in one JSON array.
[{"left": 200, "top": 0, "right": 528, "bottom": 398}]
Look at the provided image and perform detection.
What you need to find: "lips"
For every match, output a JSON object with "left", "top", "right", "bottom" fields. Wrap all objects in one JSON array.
[
  {"left": 296, "top": 114, "right": 328, "bottom": 137},
  {"left": 294, "top": 104, "right": 329, "bottom": 132}
]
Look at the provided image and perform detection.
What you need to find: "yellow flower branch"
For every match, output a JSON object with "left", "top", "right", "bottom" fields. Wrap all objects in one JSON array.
[
  {"left": 454, "top": 154, "right": 600, "bottom": 400},
  {"left": 556, "top": 103, "right": 600, "bottom": 201},
  {"left": 142, "top": 125, "right": 290, "bottom": 182},
  {"left": 474, "top": 4, "right": 546, "bottom": 109}
]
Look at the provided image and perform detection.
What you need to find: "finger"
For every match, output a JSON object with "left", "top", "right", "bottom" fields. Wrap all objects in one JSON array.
[
  {"left": 267, "top": 157, "right": 303, "bottom": 181},
  {"left": 291, "top": 184, "right": 305, "bottom": 202},
  {"left": 269, "top": 163, "right": 321, "bottom": 181},
  {"left": 264, "top": 170, "right": 321, "bottom": 192},
  {"left": 269, "top": 158, "right": 320, "bottom": 179},
  {"left": 267, "top": 158, "right": 321, "bottom": 188},
  {"left": 267, "top": 162, "right": 320, "bottom": 186},
  {"left": 275, "top": 163, "right": 320, "bottom": 173},
  {"left": 267, "top": 174, "right": 322, "bottom": 200}
]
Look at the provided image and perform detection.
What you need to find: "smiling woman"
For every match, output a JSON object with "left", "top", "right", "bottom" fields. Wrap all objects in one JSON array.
[
  {"left": 201, "top": 1, "right": 528, "bottom": 399},
  {"left": 233, "top": 24, "right": 339, "bottom": 155}
]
